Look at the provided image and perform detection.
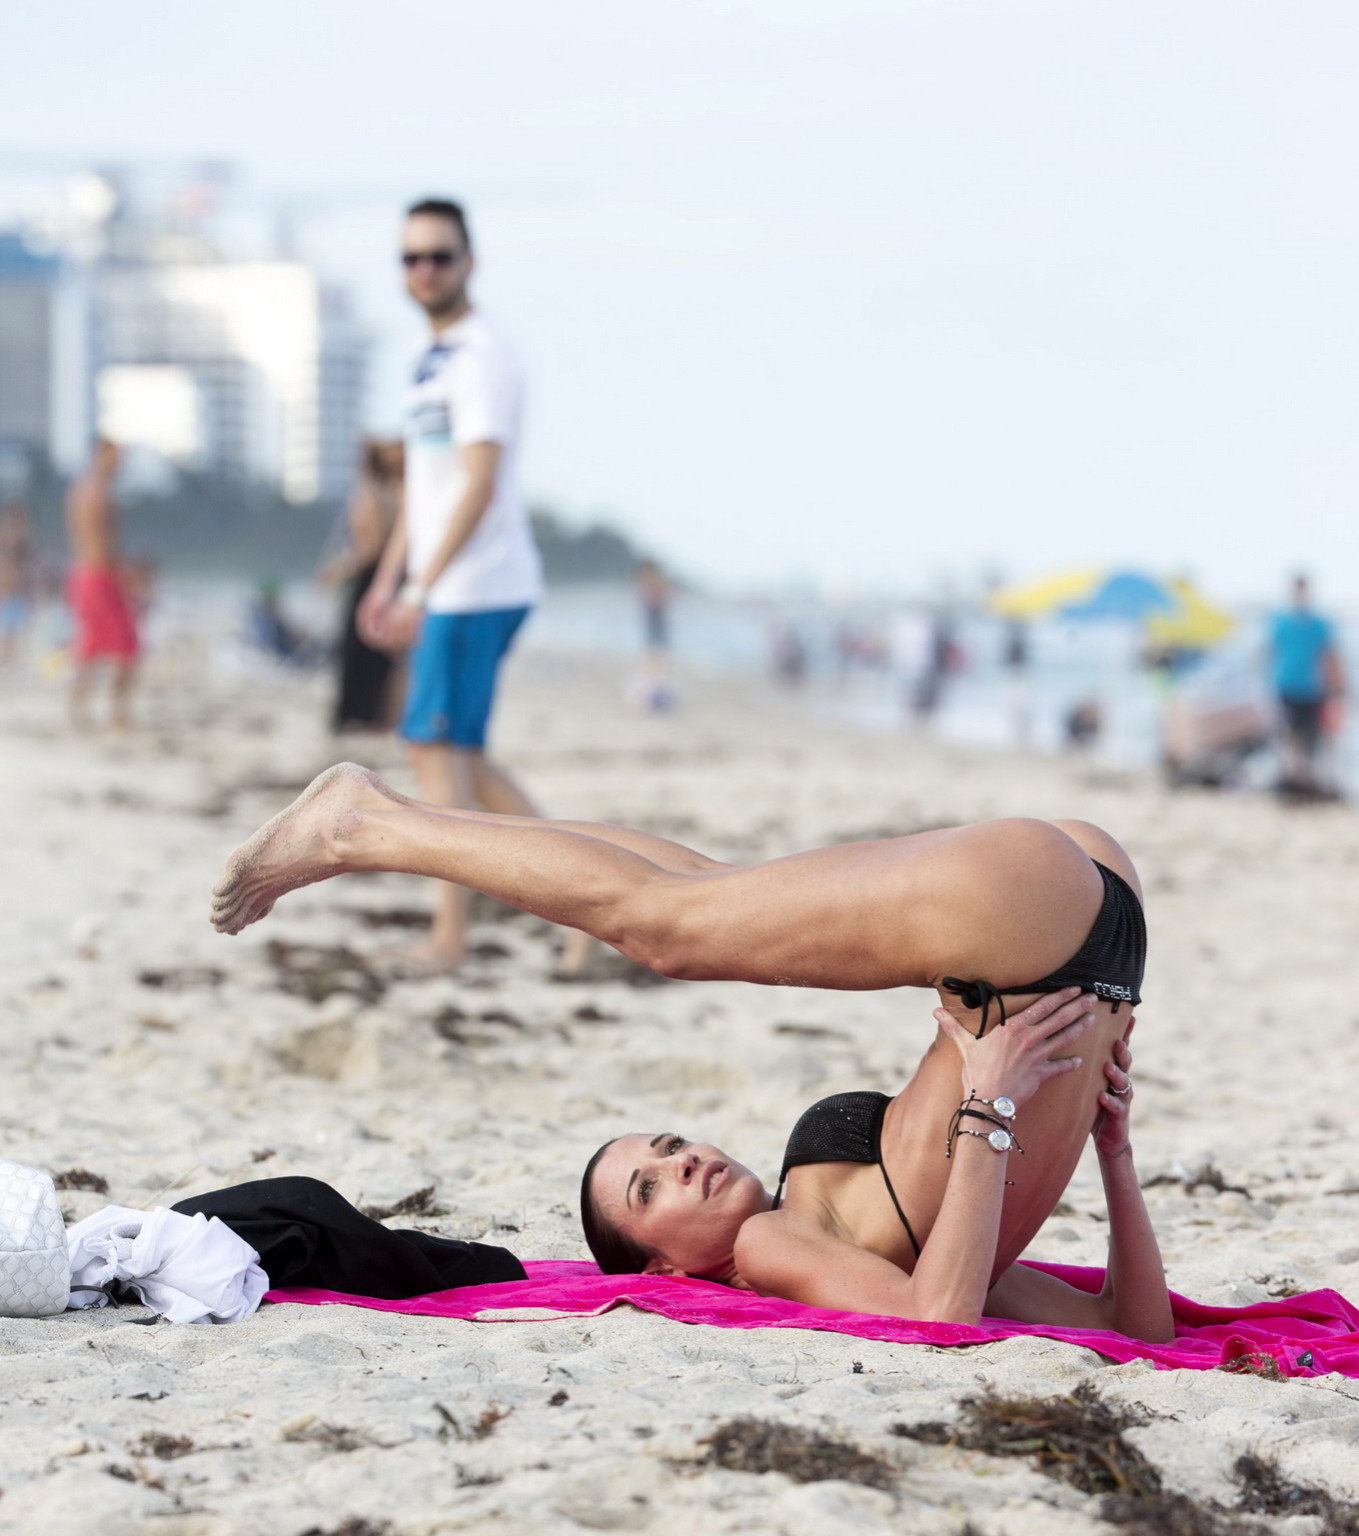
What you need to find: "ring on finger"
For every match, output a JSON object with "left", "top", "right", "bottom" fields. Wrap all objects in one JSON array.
[{"left": 1110, "top": 1081, "right": 1132, "bottom": 1096}]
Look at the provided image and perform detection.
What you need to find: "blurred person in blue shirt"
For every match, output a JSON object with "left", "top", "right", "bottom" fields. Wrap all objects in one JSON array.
[{"left": 1268, "top": 574, "right": 1344, "bottom": 795}]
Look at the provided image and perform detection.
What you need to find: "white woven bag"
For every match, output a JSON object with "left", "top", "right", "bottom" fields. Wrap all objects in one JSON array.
[{"left": 0, "top": 1160, "right": 70, "bottom": 1317}]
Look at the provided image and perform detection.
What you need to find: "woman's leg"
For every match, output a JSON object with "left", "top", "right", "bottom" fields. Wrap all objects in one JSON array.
[
  {"left": 211, "top": 764, "right": 897, "bottom": 982},
  {"left": 211, "top": 764, "right": 1100, "bottom": 993}
]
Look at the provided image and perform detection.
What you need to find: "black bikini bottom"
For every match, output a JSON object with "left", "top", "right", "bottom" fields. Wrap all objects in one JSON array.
[{"left": 943, "top": 859, "right": 1145, "bottom": 1036}]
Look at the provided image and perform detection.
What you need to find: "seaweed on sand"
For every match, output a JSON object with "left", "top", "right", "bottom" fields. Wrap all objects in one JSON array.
[
  {"left": 52, "top": 1167, "right": 110, "bottom": 1193},
  {"left": 895, "top": 1382, "right": 1161, "bottom": 1500},
  {"left": 701, "top": 1418, "right": 896, "bottom": 1490},
  {"left": 896, "top": 1386, "right": 1359, "bottom": 1536},
  {"left": 298, "top": 1521, "right": 393, "bottom": 1536},
  {"left": 265, "top": 939, "right": 385, "bottom": 1005},
  {"left": 359, "top": 1185, "right": 448, "bottom": 1221},
  {"left": 1233, "top": 1453, "right": 1359, "bottom": 1534}
]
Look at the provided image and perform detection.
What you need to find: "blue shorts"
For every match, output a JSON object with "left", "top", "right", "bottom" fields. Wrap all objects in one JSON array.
[{"left": 399, "top": 605, "right": 530, "bottom": 748}]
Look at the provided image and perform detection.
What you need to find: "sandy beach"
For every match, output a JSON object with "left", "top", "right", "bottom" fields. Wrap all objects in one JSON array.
[{"left": 4, "top": 641, "right": 1359, "bottom": 1536}]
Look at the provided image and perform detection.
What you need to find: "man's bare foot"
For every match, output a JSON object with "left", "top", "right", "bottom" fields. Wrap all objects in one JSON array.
[
  {"left": 385, "top": 941, "right": 463, "bottom": 980},
  {"left": 551, "top": 928, "right": 595, "bottom": 980},
  {"left": 211, "top": 762, "right": 392, "bottom": 935}
]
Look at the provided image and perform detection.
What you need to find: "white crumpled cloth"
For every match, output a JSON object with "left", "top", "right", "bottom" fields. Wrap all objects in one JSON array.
[{"left": 67, "top": 1205, "right": 268, "bottom": 1324}]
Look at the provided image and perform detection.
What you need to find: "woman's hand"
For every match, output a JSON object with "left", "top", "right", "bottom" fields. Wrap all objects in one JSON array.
[
  {"left": 934, "top": 987, "right": 1097, "bottom": 1111},
  {"left": 1092, "top": 1017, "right": 1136, "bottom": 1160}
]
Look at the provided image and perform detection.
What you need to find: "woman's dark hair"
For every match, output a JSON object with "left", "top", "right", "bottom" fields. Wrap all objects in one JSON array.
[
  {"left": 580, "top": 1139, "right": 653, "bottom": 1274},
  {"left": 406, "top": 197, "right": 472, "bottom": 252}
]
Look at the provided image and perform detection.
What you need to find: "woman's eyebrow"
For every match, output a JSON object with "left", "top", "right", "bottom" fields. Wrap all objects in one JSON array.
[{"left": 648, "top": 1132, "right": 672, "bottom": 1149}]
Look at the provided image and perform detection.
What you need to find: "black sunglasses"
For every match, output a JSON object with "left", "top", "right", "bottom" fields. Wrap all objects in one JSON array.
[{"left": 401, "top": 248, "right": 465, "bottom": 268}]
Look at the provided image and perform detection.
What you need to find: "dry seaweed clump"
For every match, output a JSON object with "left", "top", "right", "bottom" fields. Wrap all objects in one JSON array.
[
  {"left": 1233, "top": 1453, "right": 1359, "bottom": 1535},
  {"left": 130, "top": 1432, "right": 194, "bottom": 1460},
  {"left": 358, "top": 1185, "right": 449, "bottom": 1221},
  {"left": 298, "top": 1521, "right": 393, "bottom": 1536},
  {"left": 52, "top": 1167, "right": 110, "bottom": 1194},
  {"left": 895, "top": 1385, "right": 1359, "bottom": 1536},
  {"left": 700, "top": 1418, "right": 896, "bottom": 1491},
  {"left": 895, "top": 1382, "right": 1160, "bottom": 1500},
  {"left": 266, "top": 939, "right": 385, "bottom": 1005}
]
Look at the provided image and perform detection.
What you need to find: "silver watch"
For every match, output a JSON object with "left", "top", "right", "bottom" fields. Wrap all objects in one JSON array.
[{"left": 972, "top": 1094, "right": 1016, "bottom": 1120}]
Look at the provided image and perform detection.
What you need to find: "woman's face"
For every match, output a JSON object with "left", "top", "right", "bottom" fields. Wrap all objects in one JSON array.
[{"left": 591, "top": 1133, "right": 769, "bottom": 1278}]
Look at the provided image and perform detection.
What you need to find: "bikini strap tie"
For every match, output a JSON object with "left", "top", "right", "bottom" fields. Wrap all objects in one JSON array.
[{"left": 940, "top": 977, "right": 1009, "bottom": 1039}]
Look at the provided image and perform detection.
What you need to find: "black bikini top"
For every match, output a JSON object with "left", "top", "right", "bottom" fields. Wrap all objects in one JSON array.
[
  {"left": 771, "top": 1090, "right": 920, "bottom": 1258},
  {"left": 942, "top": 860, "right": 1145, "bottom": 1036}
]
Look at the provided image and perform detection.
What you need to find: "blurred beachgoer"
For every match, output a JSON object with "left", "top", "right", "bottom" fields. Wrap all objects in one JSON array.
[
  {"left": 323, "top": 439, "right": 403, "bottom": 732},
  {"left": 1001, "top": 618, "right": 1033, "bottom": 747},
  {"left": 911, "top": 608, "right": 959, "bottom": 727},
  {"left": 248, "top": 578, "right": 317, "bottom": 665},
  {"left": 770, "top": 622, "right": 808, "bottom": 688},
  {"left": 834, "top": 622, "right": 889, "bottom": 684},
  {"left": 1064, "top": 698, "right": 1102, "bottom": 750},
  {"left": 1268, "top": 574, "right": 1345, "bottom": 799},
  {"left": 359, "top": 197, "right": 588, "bottom": 976},
  {"left": 65, "top": 439, "right": 139, "bottom": 730},
  {"left": 634, "top": 558, "right": 675, "bottom": 711},
  {"left": 0, "top": 500, "right": 34, "bottom": 669}
]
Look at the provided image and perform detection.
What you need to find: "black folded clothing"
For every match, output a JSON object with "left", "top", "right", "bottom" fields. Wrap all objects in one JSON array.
[{"left": 174, "top": 1176, "right": 525, "bottom": 1298}]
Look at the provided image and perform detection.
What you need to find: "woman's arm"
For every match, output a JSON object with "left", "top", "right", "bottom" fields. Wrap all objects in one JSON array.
[
  {"left": 737, "top": 990, "right": 1099, "bottom": 1324},
  {"left": 738, "top": 1130, "right": 1012, "bottom": 1323},
  {"left": 985, "top": 1023, "right": 1174, "bottom": 1342},
  {"left": 1090, "top": 1025, "right": 1173, "bottom": 1340}
]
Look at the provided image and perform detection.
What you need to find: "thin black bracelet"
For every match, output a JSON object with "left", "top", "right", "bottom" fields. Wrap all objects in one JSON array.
[
  {"left": 945, "top": 1107, "right": 1010, "bottom": 1150},
  {"left": 946, "top": 1108, "right": 1025, "bottom": 1160}
]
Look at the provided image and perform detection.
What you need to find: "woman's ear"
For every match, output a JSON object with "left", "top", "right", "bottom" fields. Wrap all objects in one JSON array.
[{"left": 642, "top": 1255, "right": 682, "bottom": 1277}]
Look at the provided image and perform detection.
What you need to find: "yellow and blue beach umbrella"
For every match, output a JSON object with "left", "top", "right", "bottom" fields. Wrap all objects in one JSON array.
[
  {"left": 989, "top": 568, "right": 1104, "bottom": 619},
  {"left": 991, "top": 570, "right": 1232, "bottom": 645},
  {"left": 1144, "top": 578, "right": 1235, "bottom": 649}
]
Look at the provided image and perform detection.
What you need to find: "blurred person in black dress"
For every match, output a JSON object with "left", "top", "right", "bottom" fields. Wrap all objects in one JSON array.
[{"left": 322, "top": 439, "right": 404, "bottom": 732}]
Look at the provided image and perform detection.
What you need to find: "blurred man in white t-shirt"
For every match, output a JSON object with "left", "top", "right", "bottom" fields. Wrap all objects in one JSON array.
[{"left": 360, "top": 198, "right": 584, "bottom": 973}]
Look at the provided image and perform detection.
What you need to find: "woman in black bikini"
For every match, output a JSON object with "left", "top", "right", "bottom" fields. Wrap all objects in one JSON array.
[{"left": 211, "top": 763, "right": 1173, "bottom": 1341}]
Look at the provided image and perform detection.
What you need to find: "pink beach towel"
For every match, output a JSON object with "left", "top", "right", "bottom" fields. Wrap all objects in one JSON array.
[{"left": 268, "top": 1261, "right": 1359, "bottom": 1378}]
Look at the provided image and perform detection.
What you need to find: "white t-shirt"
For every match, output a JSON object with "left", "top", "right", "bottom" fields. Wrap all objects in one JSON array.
[{"left": 404, "top": 312, "right": 543, "bottom": 614}]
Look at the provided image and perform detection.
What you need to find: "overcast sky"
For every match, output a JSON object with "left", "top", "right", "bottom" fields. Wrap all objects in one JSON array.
[{"left": 3, "top": 1, "right": 1357, "bottom": 600}]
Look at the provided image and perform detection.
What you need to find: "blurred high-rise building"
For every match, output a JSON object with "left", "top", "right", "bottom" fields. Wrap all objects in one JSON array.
[
  {"left": 0, "top": 233, "right": 94, "bottom": 483},
  {"left": 95, "top": 261, "right": 367, "bottom": 502},
  {"left": 0, "top": 170, "right": 367, "bottom": 503}
]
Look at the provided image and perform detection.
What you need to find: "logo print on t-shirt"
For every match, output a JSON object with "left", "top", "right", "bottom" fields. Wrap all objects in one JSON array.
[
  {"left": 409, "top": 399, "right": 452, "bottom": 445},
  {"left": 412, "top": 343, "right": 454, "bottom": 385},
  {"left": 409, "top": 342, "right": 460, "bottom": 447}
]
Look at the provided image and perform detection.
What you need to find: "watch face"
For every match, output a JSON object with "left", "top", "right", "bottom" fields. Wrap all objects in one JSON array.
[
  {"left": 988, "top": 1128, "right": 1013, "bottom": 1152},
  {"left": 993, "top": 1096, "right": 1016, "bottom": 1120}
]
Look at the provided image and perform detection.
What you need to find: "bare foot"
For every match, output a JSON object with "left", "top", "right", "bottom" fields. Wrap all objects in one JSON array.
[
  {"left": 552, "top": 928, "right": 595, "bottom": 980},
  {"left": 211, "top": 762, "right": 392, "bottom": 935},
  {"left": 385, "top": 941, "right": 463, "bottom": 979}
]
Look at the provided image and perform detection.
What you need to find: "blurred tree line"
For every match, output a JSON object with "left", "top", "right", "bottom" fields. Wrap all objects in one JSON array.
[{"left": 17, "top": 460, "right": 649, "bottom": 584}]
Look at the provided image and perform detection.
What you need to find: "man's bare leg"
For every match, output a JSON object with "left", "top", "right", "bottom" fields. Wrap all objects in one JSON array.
[
  {"left": 469, "top": 753, "right": 594, "bottom": 975},
  {"left": 406, "top": 741, "right": 474, "bottom": 969},
  {"left": 70, "top": 662, "right": 96, "bottom": 729},
  {"left": 470, "top": 754, "right": 535, "bottom": 817},
  {"left": 401, "top": 744, "right": 594, "bottom": 971},
  {"left": 111, "top": 660, "right": 137, "bottom": 732}
]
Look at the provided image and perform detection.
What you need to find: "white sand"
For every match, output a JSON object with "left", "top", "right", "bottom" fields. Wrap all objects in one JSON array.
[{"left": 3, "top": 644, "right": 1359, "bottom": 1535}]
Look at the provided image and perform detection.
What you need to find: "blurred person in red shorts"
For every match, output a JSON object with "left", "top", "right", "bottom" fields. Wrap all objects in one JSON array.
[{"left": 65, "top": 439, "right": 139, "bottom": 729}]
